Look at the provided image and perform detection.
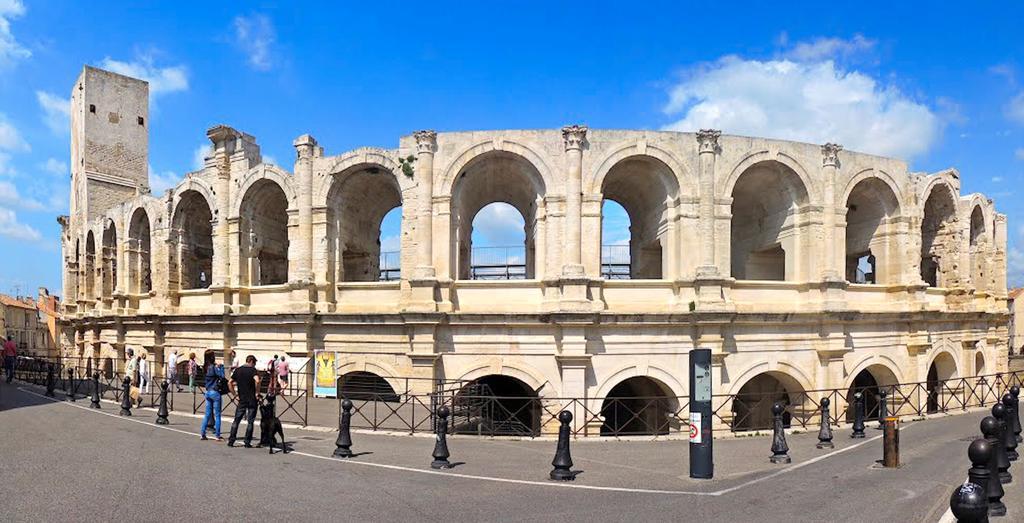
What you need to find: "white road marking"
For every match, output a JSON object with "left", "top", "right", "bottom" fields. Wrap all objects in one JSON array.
[{"left": 13, "top": 384, "right": 900, "bottom": 497}]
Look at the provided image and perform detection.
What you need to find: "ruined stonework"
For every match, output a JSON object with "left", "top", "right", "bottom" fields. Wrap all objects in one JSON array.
[{"left": 59, "top": 66, "right": 1010, "bottom": 431}]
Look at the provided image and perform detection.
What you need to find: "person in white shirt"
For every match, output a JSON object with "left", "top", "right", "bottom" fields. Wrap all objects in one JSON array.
[
  {"left": 137, "top": 352, "right": 151, "bottom": 406},
  {"left": 167, "top": 350, "right": 180, "bottom": 392}
]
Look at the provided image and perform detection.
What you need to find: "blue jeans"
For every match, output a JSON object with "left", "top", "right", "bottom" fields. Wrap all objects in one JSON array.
[
  {"left": 4, "top": 356, "right": 14, "bottom": 382},
  {"left": 201, "top": 390, "right": 222, "bottom": 437}
]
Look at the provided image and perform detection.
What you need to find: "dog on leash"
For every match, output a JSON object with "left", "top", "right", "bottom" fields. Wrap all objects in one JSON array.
[{"left": 259, "top": 394, "right": 287, "bottom": 454}]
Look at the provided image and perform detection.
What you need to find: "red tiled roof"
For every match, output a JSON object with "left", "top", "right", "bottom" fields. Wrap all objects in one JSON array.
[
  {"left": 1010, "top": 288, "right": 1024, "bottom": 300},
  {"left": 0, "top": 294, "right": 37, "bottom": 311}
]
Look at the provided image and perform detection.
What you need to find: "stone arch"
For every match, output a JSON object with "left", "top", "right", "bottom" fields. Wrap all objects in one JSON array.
[
  {"left": 586, "top": 142, "right": 694, "bottom": 197},
  {"left": 721, "top": 150, "right": 819, "bottom": 205},
  {"left": 454, "top": 373, "right": 542, "bottom": 436},
  {"left": 170, "top": 189, "right": 214, "bottom": 290},
  {"left": 237, "top": 178, "right": 290, "bottom": 286},
  {"left": 335, "top": 359, "right": 405, "bottom": 396},
  {"left": 728, "top": 158, "right": 812, "bottom": 280},
  {"left": 598, "top": 373, "right": 680, "bottom": 436},
  {"left": 844, "top": 360, "right": 901, "bottom": 422},
  {"left": 455, "top": 361, "right": 550, "bottom": 396},
  {"left": 127, "top": 207, "right": 152, "bottom": 294},
  {"left": 100, "top": 218, "right": 118, "bottom": 300},
  {"left": 845, "top": 354, "right": 905, "bottom": 387},
  {"left": 920, "top": 180, "right": 960, "bottom": 287},
  {"left": 595, "top": 153, "right": 682, "bottom": 279},
  {"left": 337, "top": 371, "right": 400, "bottom": 401},
  {"left": 839, "top": 168, "right": 905, "bottom": 211},
  {"left": 325, "top": 161, "right": 403, "bottom": 284},
  {"left": 448, "top": 149, "right": 548, "bottom": 280},
  {"left": 975, "top": 351, "right": 986, "bottom": 376},
  {"left": 439, "top": 138, "right": 555, "bottom": 199},
  {"left": 926, "top": 349, "right": 960, "bottom": 413},
  {"left": 230, "top": 165, "right": 297, "bottom": 218},
  {"left": 313, "top": 148, "right": 402, "bottom": 207},
  {"left": 594, "top": 364, "right": 687, "bottom": 400},
  {"left": 729, "top": 365, "right": 811, "bottom": 431},
  {"left": 968, "top": 202, "right": 989, "bottom": 291},
  {"left": 844, "top": 175, "right": 903, "bottom": 284},
  {"left": 84, "top": 231, "right": 96, "bottom": 299},
  {"left": 171, "top": 177, "right": 217, "bottom": 219}
]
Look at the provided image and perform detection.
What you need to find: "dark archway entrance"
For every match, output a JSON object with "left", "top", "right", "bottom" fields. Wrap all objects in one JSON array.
[
  {"left": 338, "top": 371, "right": 399, "bottom": 402},
  {"left": 732, "top": 373, "right": 804, "bottom": 431},
  {"left": 454, "top": 375, "right": 539, "bottom": 436},
  {"left": 600, "top": 376, "right": 675, "bottom": 436},
  {"left": 926, "top": 352, "right": 957, "bottom": 413}
]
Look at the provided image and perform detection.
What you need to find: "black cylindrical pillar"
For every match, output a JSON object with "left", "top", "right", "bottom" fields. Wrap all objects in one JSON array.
[
  {"left": 992, "top": 404, "right": 1012, "bottom": 484},
  {"left": 550, "top": 410, "right": 575, "bottom": 481},
  {"left": 156, "top": 381, "right": 170, "bottom": 425},
  {"left": 851, "top": 392, "right": 866, "bottom": 438},
  {"left": 981, "top": 416, "right": 1006, "bottom": 517},
  {"left": 816, "top": 397, "right": 834, "bottom": 449},
  {"left": 119, "top": 377, "right": 133, "bottom": 416},
  {"left": 950, "top": 437, "right": 990, "bottom": 522},
  {"left": 334, "top": 398, "right": 354, "bottom": 458},
  {"left": 90, "top": 372, "right": 101, "bottom": 409},
  {"left": 431, "top": 405, "right": 452, "bottom": 469},
  {"left": 769, "top": 402, "right": 790, "bottom": 464}
]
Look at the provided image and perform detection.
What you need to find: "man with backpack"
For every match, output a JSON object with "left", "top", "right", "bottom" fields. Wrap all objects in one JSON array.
[{"left": 227, "top": 354, "right": 261, "bottom": 448}]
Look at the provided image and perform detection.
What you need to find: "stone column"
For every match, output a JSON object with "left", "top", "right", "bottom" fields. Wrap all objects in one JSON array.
[
  {"left": 413, "top": 130, "right": 437, "bottom": 279},
  {"left": 293, "top": 134, "right": 318, "bottom": 284},
  {"left": 207, "top": 127, "right": 234, "bottom": 290},
  {"left": 696, "top": 129, "right": 720, "bottom": 275},
  {"left": 561, "top": 125, "right": 587, "bottom": 276},
  {"left": 820, "top": 143, "right": 843, "bottom": 281}
]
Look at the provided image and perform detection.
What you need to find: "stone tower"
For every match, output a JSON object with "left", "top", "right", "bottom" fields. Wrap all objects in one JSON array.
[{"left": 69, "top": 66, "right": 150, "bottom": 225}]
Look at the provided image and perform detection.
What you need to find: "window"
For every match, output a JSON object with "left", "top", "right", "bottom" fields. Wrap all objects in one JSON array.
[
  {"left": 137, "top": 116, "right": 144, "bottom": 126},
  {"left": 89, "top": 104, "right": 96, "bottom": 114}
]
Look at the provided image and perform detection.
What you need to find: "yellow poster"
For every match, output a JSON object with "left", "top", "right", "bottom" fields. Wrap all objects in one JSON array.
[{"left": 314, "top": 351, "right": 337, "bottom": 397}]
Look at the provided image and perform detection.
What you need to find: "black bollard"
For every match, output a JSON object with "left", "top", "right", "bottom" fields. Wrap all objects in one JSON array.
[
  {"left": 44, "top": 363, "right": 55, "bottom": 397},
  {"left": 816, "top": 397, "right": 834, "bottom": 449},
  {"left": 90, "top": 372, "right": 101, "bottom": 409},
  {"left": 877, "top": 388, "right": 888, "bottom": 429},
  {"left": 66, "top": 368, "right": 75, "bottom": 402},
  {"left": 991, "top": 404, "right": 1012, "bottom": 484},
  {"left": 550, "top": 410, "right": 575, "bottom": 481},
  {"left": 431, "top": 405, "right": 452, "bottom": 469},
  {"left": 769, "top": 402, "right": 791, "bottom": 464},
  {"left": 950, "top": 438, "right": 992, "bottom": 522},
  {"left": 333, "top": 399, "right": 354, "bottom": 458},
  {"left": 156, "top": 381, "right": 169, "bottom": 425},
  {"left": 851, "top": 392, "right": 866, "bottom": 438},
  {"left": 1013, "top": 385, "right": 1022, "bottom": 444},
  {"left": 981, "top": 417, "right": 1007, "bottom": 517},
  {"left": 1003, "top": 394, "right": 1019, "bottom": 462},
  {"left": 119, "top": 377, "right": 133, "bottom": 416}
]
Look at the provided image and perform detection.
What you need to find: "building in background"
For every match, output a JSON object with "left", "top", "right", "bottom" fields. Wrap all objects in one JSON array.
[
  {"left": 0, "top": 288, "right": 60, "bottom": 359},
  {"left": 1011, "top": 288, "right": 1023, "bottom": 356},
  {"left": 37, "top": 288, "right": 61, "bottom": 359}
]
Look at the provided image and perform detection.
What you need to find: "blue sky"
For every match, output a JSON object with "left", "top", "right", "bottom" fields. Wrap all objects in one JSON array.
[{"left": 0, "top": 1, "right": 1022, "bottom": 296}]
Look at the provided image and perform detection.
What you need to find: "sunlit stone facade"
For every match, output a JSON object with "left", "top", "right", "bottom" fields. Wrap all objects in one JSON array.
[{"left": 59, "top": 66, "right": 1009, "bottom": 431}]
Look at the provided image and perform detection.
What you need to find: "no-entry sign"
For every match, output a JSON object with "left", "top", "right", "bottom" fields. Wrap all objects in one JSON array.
[{"left": 689, "top": 412, "right": 702, "bottom": 443}]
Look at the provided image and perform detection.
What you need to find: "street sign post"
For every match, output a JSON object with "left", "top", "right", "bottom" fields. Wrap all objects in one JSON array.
[{"left": 689, "top": 348, "right": 713, "bottom": 479}]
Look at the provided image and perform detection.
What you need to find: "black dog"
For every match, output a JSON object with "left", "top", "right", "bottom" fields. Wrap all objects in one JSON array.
[{"left": 259, "top": 394, "right": 287, "bottom": 454}]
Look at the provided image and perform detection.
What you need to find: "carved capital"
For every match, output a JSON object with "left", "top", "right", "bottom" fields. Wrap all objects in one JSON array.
[
  {"left": 821, "top": 143, "right": 843, "bottom": 168},
  {"left": 414, "top": 130, "right": 437, "bottom": 154},
  {"left": 561, "top": 125, "right": 588, "bottom": 151},
  {"left": 292, "top": 134, "right": 319, "bottom": 160},
  {"left": 696, "top": 129, "right": 721, "bottom": 154}
]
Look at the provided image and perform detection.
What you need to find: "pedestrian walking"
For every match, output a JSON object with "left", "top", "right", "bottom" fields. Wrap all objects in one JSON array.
[
  {"left": 124, "top": 350, "right": 138, "bottom": 386},
  {"left": 187, "top": 352, "right": 197, "bottom": 393},
  {"left": 2, "top": 335, "right": 16, "bottom": 383},
  {"left": 267, "top": 355, "right": 279, "bottom": 396},
  {"left": 167, "top": 350, "right": 180, "bottom": 392},
  {"left": 227, "top": 354, "right": 261, "bottom": 448},
  {"left": 137, "top": 352, "right": 151, "bottom": 406},
  {"left": 200, "top": 350, "right": 225, "bottom": 441},
  {"left": 277, "top": 355, "right": 289, "bottom": 395}
]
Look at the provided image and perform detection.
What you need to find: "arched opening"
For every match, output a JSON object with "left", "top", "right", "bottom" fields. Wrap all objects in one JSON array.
[
  {"left": 171, "top": 190, "right": 213, "bottom": 290},
  {"left": 452, "top": 151, "right": 544, "bottom": 280},
  {"left": 730, "top": 161, "right": 809, "bottom": 281},
  {"left": 969, "top": 205, "right": 987, "bottom": 291},
  {"left": 128, "top": 208, "right": 152, "bottom": 294},
  {"left": 731, "top": 371, "right": 805, "bottom": 431},
  {"left": 600, "top": 376, "right": 677, "bottom": 436},
  {"left": 239, "top": 179, "right": 290, "bottom": 286},
  {"left": 845, "top": 365, "right": 899, "bottom": 422},
  {"left": 101, "top": 221, "right": 117, "bottom": 300},
  {"left": 454, "top": 374, "right": 539, "bottom": 436},
  {"left": 845, "top": 178, "right": 900, "bottom": 284},
  {"left": 975, "top": 351, "right": 986, "bottom": 376},
  {"left": 926, "top": 352, "right": 958, "bottom": 413},
  {"left": 84, "top": 232, "right": 96, "bottom": 299},
  {"left": 920, "top": 184, "right": 958, "bottom": 288},
  {"left": 599, "top": 156, "right": 679, "bottom": 279},
  {"left": 337, "top": 371, "right": 399, "bottom": 402},
  {"left": 468, "top": 203, "right": 526, "bottom": 279},
  {"left": 326, "top": 165, "right": 403, "bottom": 284},
  {"left": 71, "top": 239, "right": 81, "bottom": 301},
  {"left": 600, "top": 201, "right": 631, "bottom": 279}
]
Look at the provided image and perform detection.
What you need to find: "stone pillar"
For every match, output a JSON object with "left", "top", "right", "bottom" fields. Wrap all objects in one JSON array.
[
  {"left": 413, "top": 130, "right": 437, "bottom": 279},
  {"left": 696, "top": 129, "right": 720, "bottom": 275},
  {"left": 207, "top": 126, "right": 234, "bottom": 290},
  {"left": 561, "top": 125, "right": 587, "bottom": 276},
  {"left": 820, "top": 143, "right": 843, "bottom": 281},
  {"left": 293, "top": 134, "right": 318, "bottom": 284}
]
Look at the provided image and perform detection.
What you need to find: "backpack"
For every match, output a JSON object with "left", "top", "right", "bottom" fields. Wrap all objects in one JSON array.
[{"left": 216, "top": 367, "right": 230, "bottom": 395}]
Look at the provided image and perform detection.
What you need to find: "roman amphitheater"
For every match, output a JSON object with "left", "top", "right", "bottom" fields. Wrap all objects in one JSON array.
[{"left": 59, "top": 66, "right": 1010, "bottom": 434}]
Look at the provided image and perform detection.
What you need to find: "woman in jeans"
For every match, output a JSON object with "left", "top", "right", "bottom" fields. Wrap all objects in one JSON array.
[{"left": 200, "top": 350, "right": 225, "bottom": 441}]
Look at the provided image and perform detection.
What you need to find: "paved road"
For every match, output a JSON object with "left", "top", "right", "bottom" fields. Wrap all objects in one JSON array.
[{"left": 2, "top": 379, "right": 1021, "bottom": 522}]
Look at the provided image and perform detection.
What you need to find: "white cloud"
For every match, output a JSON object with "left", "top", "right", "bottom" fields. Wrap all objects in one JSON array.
[
  {"left": 35, "top": 91, "right": 70, "bottom": 135},
  {"left": 1015, "top": 148, "right": 1024, "bottom": 161},
  {"left": 40, "top": 157, "right": 67, "bottom": 176},
  {"left": 1007, "top": 92, "right": 1024, "bottom": 125},
  {"left": 472, "top": 202, "right": 525, "bottom": 246},
  {"left": 262, "top": 154, "right": 278, "bottom": 166},
  {"left": 992, "top": 176, "right": 1004, "bottom": 183},
  {"left": 0, "top": 0, "right": 30, "bottom": 70},
  {"left": 233, "top": 14, "right": 276, "bottom": 71},
  {"left": 98, "top": 54, "right": 188, "bottom": 96},
  {"left": 783, "top": 34, "right": 875, "bottom": 62},
  {"left": 0, "top": 179, "right": 43, "bottom": 210},
  {"left": 148, "top": 166, "right": 178, "bottom": 195},
  {"left": 193, "top": 143, "right": 210, "bottom": 170},
  {"left": 0, "top": 208, "right": 40, "bottom": 242},
  {"left": 662, "top": 53, "right": 941, "bottom": 160},
  {"left": 0, "top": 113, "right": 28, "bottom": 152},
  {"left": 380, "top": 234, "right": 400, "bottom": 252},
  {"left": 1010, "top": 247, "right": 1024, "bottom": 289}
]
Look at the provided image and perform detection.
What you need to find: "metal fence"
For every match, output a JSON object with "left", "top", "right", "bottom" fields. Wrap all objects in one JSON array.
[
  {"left": 470, "top": 246, "right": 526, "bottom": 280},
  {"left": 11, "top": 356, "right": 1023, "bottom": 439}
]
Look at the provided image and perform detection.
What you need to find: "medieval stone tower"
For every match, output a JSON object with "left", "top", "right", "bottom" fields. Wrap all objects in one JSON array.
[{"left": 69, "top": 66, "right": 150, "bottom": 228}]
